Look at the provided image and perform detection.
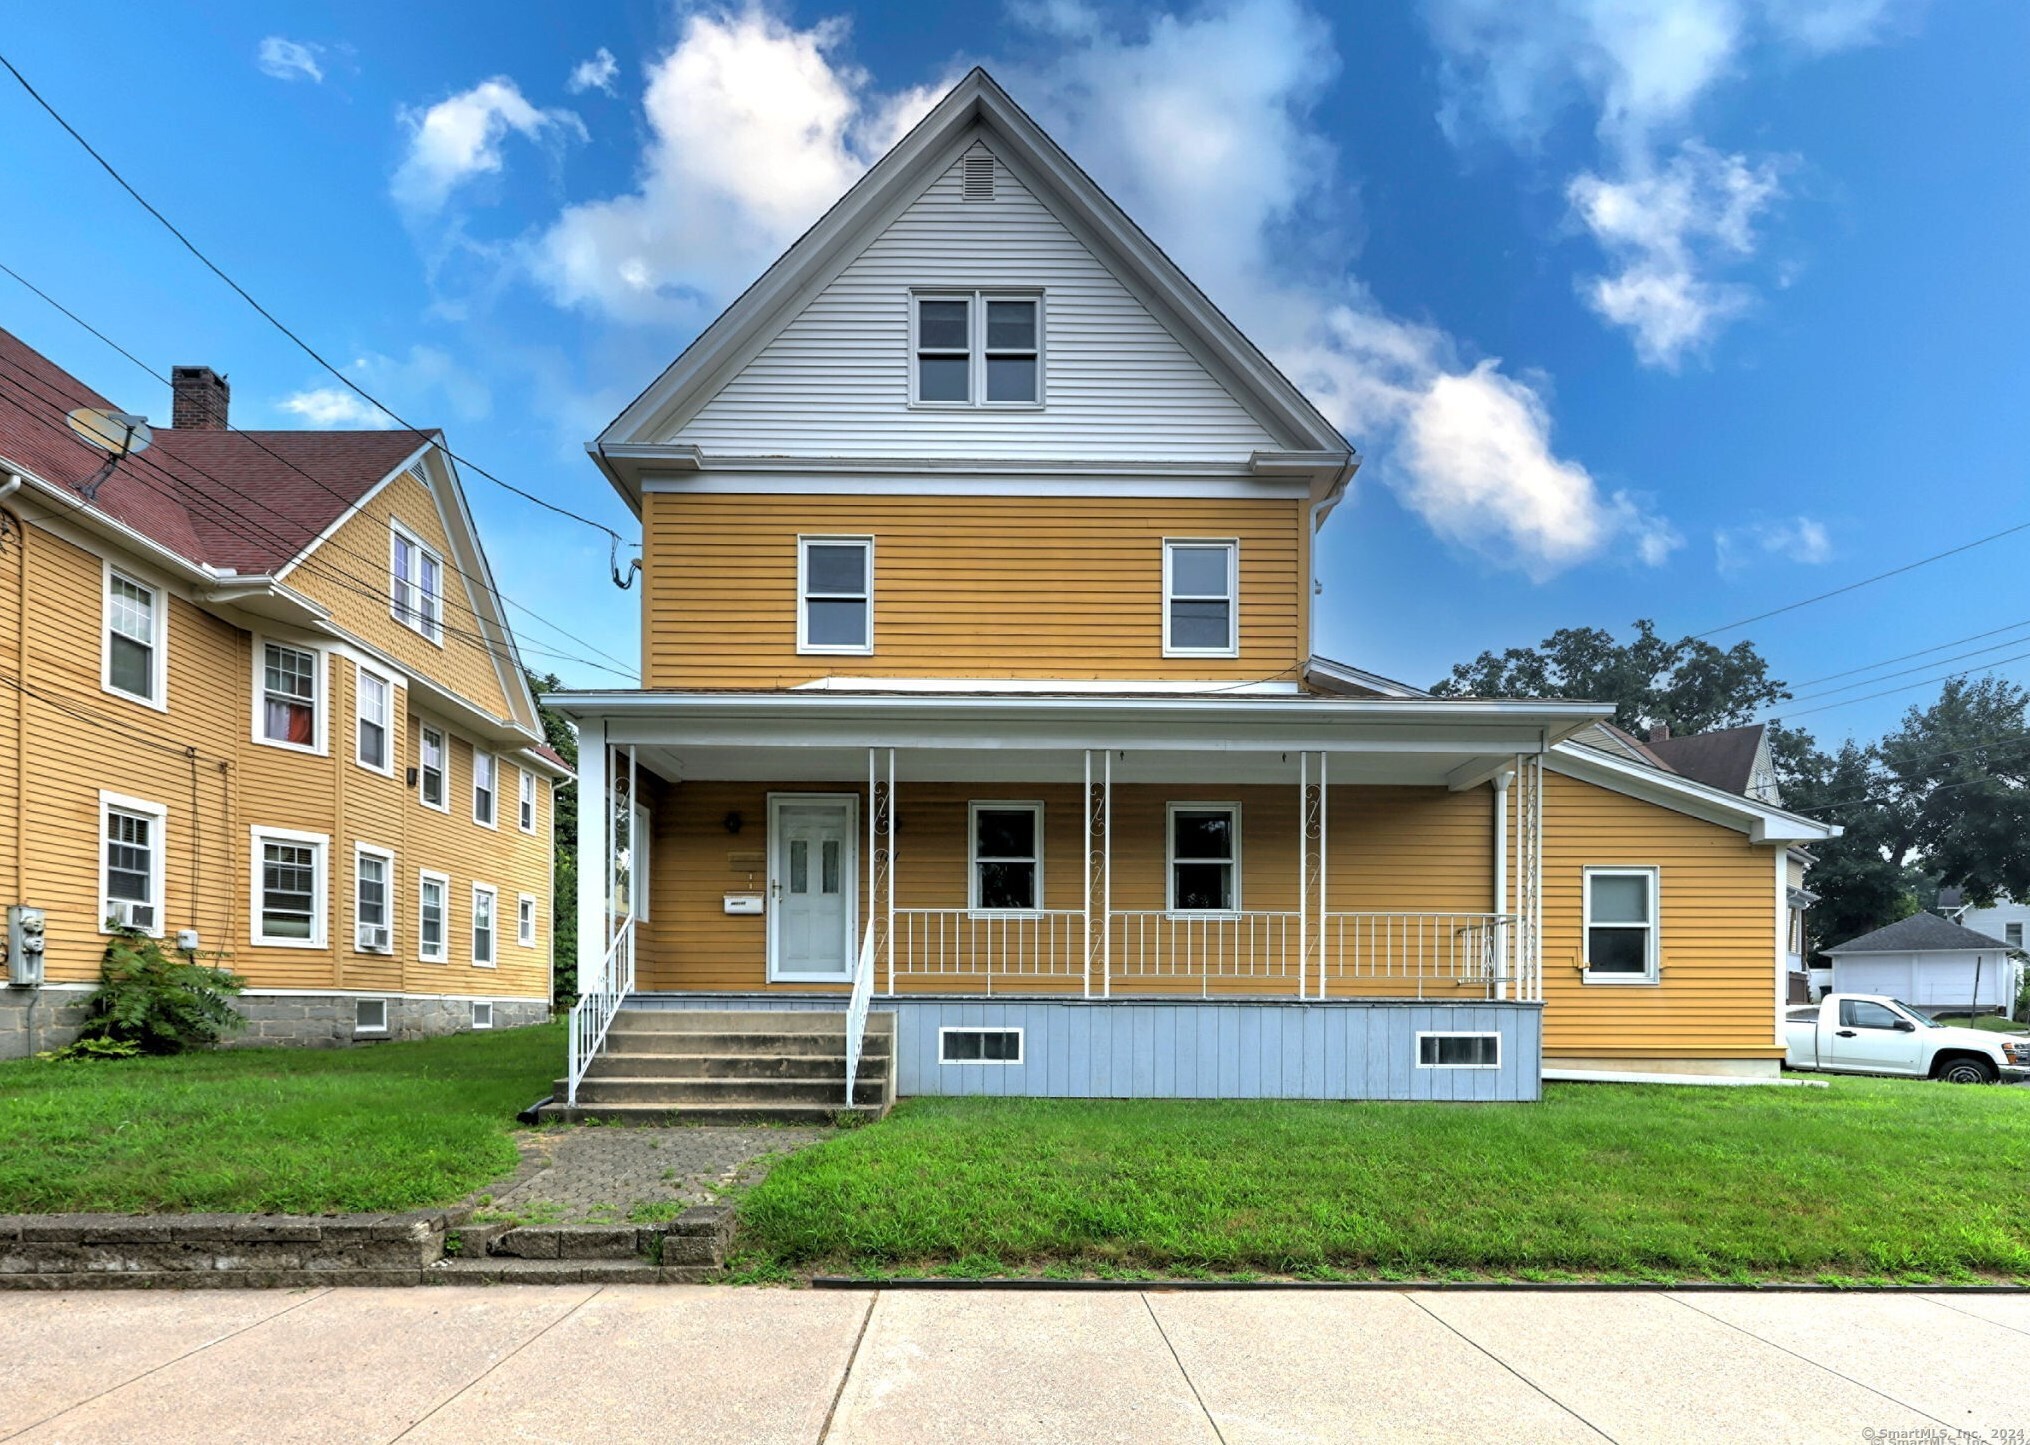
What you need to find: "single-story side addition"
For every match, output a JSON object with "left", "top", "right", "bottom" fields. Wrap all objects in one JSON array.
[{"left": 1824, "top": 912, "right": 2024, "bottom": 1015}]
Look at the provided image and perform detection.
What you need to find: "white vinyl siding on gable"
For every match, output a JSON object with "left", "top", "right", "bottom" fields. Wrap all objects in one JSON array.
[{"left": 671, "top": 139, "right": 1280, "bottom": 459}]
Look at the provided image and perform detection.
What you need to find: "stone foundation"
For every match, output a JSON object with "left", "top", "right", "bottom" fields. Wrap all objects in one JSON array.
[{"left": 0, "top": 987, "right": 549, "bottom": 1059}]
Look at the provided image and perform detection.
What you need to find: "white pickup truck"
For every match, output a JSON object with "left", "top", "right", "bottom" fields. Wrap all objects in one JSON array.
[{"left": 1784, "top": 993, "right": 2030, "bottom": 1083}]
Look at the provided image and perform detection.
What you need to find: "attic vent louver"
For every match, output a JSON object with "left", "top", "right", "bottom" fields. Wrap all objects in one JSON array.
[{"left": 962, "top": 153, "right": 996, "bottom": 202}]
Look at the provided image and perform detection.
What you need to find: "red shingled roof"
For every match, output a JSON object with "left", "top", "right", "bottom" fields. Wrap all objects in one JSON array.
[{"left": 0, "top": 326, "right": 434, "bottom": 573}]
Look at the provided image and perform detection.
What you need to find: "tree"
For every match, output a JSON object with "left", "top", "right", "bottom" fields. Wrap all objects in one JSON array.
[
  {"left": 1769, "top": 727, "right": 1917, "bottom": 954},
  {"left": 1430, "top": 619, "right": 1789, "bottom": 736},
  {"left": 528, "top": 671, "right": 580, "bottom": 1003}
]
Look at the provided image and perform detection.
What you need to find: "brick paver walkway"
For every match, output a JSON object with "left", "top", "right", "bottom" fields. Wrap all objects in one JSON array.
[{"left": 483, "top": 1126, "right": 832, "bottom": 1224}]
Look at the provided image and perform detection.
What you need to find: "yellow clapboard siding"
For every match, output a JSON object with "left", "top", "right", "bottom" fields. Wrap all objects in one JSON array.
[
  {"left": 641, "top": 492, "right": 1305, "bottom": 687},
  {"left": 2, "top": 506, "right": 551, "bottom": 1003}
]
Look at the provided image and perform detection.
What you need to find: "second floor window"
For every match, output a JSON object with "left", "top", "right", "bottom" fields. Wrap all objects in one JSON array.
[
  {"left": 798, "top": 537, "right": 873, "bottom": 654},
  {"left": 912, "top": 292, "right": 1041, "bottom": 406},
  {"left": 391, "top": 524, "right": 444, "bottom": 642},
  {"left": 419, "top": 871, "right": 448, "bottom": 962},
  {"left": 518, "top": 768, "right": 538, "bottom": 832},
  {"left": 473, "top": 751, "right": 497, "bottom": 827},
  {"left": 419, "top": 726, "right": 447, "bottom": 809},
  {"left": 356, "top": 666, "right": 392, "bottom": 773},
  {"left": 1163, "top": 540, "right": 1238, "bottom": 658},
  {"left": 260, "top": 642, "right": 321, "bottom": 750},
  {"left": 104, "top": 569, "right": 165, "bottom": 708}
]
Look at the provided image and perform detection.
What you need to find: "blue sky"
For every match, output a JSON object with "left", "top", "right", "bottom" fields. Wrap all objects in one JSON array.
[{"left": 3, "top": 0, "right": 2025, "bottom": 741}]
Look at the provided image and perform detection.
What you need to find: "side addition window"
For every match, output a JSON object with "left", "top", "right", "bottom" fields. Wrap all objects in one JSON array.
[
  {"left": 473, "top": 751, "right": 498, "bottom": 828},
  {"left": 419, "top": 726, "right": 448, "bottom": 810},
  {"left": 1163, "top": 540, "right": 1238, "bottom": 657},
  {"left": 472, "top": 884, "right": 497, "bottom": 966},
  {"left": 258, "top": 641, "right": 322, "bottom": 751},
  {"left": 912, "top": 292, "right": 1041, "bottom": 406},
  {"left": 798, "top": 537, "right": 873, "bottom": 654},
  {"left": 356, "top": 665, "right": 393, "bottom": 774},
  {"left": 254, "top": 828, "right": 327, "bottom": 947},
  {"left": 103, "top": 568, "right": 166, "bottom": 708},
  {"left": 971, "top": 803, "right": 1042, "bottom": 912},
  {"left": 518, "top": 768, "right": 538, "bottom": 833},
  {"left": 354, "top": 844, "right": 393, "bottom": 953},
  {"left": 1168, "top": 805, "right": 1240, "bottom": 913},
  {"left": 391, "top": 523, "right": 444, "bottom": 643},
  {"left": 419, "top": 871, "right": 449, "bottom": 962},
  {"left": 1583, "top": 867, "right": 1659, "bottom": 982},
  {"left": 100, "top": 792, "right": 166, "bottom": 935}
]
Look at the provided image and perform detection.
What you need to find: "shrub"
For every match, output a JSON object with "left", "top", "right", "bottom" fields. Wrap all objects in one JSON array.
[
  {"left": 37, "top": 1035, "right": 143, "bottom": 1062},
  {"left": 78, "top": 928, "right": 246, "bottom": 1054}
]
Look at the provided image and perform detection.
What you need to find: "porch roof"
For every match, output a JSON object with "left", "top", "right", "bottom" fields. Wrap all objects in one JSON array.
[{"left": 545, "top": 688, "right": 1611, "bottom": 787}]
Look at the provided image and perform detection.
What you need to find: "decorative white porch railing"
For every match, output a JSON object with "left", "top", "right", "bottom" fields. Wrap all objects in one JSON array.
[
  {"left": 1320, "top": 912, "right": 1514, "bottom": 998},
  {"left": 567, "top": 916, "right": 634, "bottom": 1106},
  {"left": 1109, "top": 910, "right": 1304, "bottom": 994},
  {"left": 890, "top": 908, "right": 1084, "bottom": 992},
  {"left": 843, "top": 916, "right": 877, "bottom": 1107}
]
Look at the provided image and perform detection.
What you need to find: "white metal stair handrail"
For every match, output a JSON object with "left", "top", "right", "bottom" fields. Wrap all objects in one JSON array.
[
  {"left": 843, "top": 917, "right": 877, "bottom": 1108},
  {"left": 566, "top": 916, "right": 634, "bottom": 1106}
]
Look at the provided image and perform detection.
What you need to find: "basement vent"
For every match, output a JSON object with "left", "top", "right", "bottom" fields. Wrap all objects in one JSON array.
[
  {"left": 355, "top": 998, "right": 389, "bottom": 1035},
  {"left": 940, "top": 1027, "right": 1022, "bottom": 1064},
  {"left": 1416, "top": 1032, "right": 1499, "bottom": 1069},
  {"left": 961, "top": 153, "right": 996, "bottom": 202},
  {"left": 472, "top": 1000, "right": 494, "bottom": 1030}
]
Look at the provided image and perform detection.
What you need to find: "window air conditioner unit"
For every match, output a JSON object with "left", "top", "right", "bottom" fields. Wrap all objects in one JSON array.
[
  {"left": 108, "top": 900, "right": 155, "bottom": 931},
  {"left": 357, "top": 923, "right": 392, "bottom": 953}
]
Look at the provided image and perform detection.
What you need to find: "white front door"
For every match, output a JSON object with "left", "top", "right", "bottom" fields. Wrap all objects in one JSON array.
[{"left": 768, "top": 796, "right": 857, "bottom": 980}]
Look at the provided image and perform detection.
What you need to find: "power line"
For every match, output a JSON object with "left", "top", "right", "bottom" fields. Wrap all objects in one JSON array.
[
  {"left": 1691, "top": 520, "right": 2030, "bottom": 640},
  {"left": 0, "top": 48, "right": 629, "bottom": 546},
  {"left": 1790, "top": 616, "right": 2030, "bottom": 689},
  {"left": 1779, "top": 632, "right": 2030, "bottom": 706},
  {"left": 1771, "top": 648, "right": 2030, "bottom": 721},
  {"left": 0, "top": 381, "right": 633, "bottom": 679},
  {"left": 0, "top": 258, "right": 638, "bottom": 680}
]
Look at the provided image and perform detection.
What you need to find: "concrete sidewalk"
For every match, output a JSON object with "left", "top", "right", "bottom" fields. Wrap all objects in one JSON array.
[{"left": 1, "top": 1286, "right": 2024, "bottom": 1443}]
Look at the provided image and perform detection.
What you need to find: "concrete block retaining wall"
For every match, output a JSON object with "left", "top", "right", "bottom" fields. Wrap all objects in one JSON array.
[{"left": 0, "top": 987, "right": 549, "bottom": 1059}]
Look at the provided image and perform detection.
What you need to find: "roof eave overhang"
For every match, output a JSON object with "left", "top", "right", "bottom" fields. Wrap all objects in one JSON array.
[{"left": 1550, "top": 743, "right": 1841, "bottom": 843}]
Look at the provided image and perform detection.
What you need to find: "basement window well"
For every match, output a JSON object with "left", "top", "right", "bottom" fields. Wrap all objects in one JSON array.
[{"left": 939, "top": 1028, "right": 1023, "bottom": 1064}]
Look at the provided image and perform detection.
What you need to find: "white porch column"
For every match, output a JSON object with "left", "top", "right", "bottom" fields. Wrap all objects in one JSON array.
[
  {"left": 576, "top": 716, "right": 608, "bottom": 991},
  {"left": 1299, "top": 752, "right": 1327, "bottom": 999},
  {"left": 1492, "top": 768, "right": 1511, "bottom": 1001},
  {"left": 869, "top": 747, "right": 894, "bottom": 993},
  {"left": 1088, "top": 750, "right": 1111, "bottom": 997}
]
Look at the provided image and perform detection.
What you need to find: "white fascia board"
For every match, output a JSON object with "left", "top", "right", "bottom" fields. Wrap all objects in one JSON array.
[
  {"left": 593, "top": 70, "right": 1349, "bottom": 469},
  {"left": 509, "top": 745, "right": 575, "bottom": 782},
  {"left": 643, "top": 474, "right": 1311, "bottom": 500},
  {"left": 5, "top": 457, "right": 217, "bottom": 586},
  {"left": 792, "top": 676, "right": 1304, "bottom": 694},
  {"left": 1304, "top": 656, "right": 1430, "bottom": 699},
  {"left": 1548, "top": 743, "right": 1840, "bottom": 843}
]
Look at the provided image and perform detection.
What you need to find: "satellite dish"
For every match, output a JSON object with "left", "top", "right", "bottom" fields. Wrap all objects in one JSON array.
[{"left": 66, "top": 408, "right": 153, "bottom": 457}]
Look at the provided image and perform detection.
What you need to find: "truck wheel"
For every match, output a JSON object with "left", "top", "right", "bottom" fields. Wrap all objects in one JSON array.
[{"left": 1935, "top": 1056, "right": 1998, "bottom": 1085}]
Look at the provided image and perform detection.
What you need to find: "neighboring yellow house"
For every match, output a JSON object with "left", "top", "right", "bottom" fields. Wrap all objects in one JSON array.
[
  {"left": 543, "top": 70, "right": 1837, "bottom": 1112},
  {"left": 0, "top": 328, "right": 567, "bottom": 1056}
]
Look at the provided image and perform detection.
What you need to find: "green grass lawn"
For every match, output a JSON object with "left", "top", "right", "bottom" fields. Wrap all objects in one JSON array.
[
  {"left": 1927, "top": 1013, "right": 2030, "bottom": 1034},
  {"left": 738, "top": 1078, "right": 2030, "bottom": 1281},
  {"left": 0, "top": 1023, "right": 560, "bottom": 1215}
]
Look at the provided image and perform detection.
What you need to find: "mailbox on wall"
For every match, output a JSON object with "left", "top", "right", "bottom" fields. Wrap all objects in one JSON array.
[{"left": 723, "top": 893, "right": 764, "bottom": 916}]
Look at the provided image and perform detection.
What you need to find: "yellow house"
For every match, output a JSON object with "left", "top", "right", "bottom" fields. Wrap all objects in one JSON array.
[
  {"left": 547, "top": 71, "right": 1837, "bottom": 1115},
  {"left": 0, "top": 328, "right": 567, "bottom": 1055}
]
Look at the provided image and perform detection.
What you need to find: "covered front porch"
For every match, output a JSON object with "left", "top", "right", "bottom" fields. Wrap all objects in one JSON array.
[{"left": 559, "top": 691, "right": 1606, "bottom": 1104}]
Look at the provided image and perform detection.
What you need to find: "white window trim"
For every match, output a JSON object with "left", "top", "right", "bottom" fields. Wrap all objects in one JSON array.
[
  {"left": 418, "top": 725, "right": 450, "bottom": 813},
  {"left": 907, "top": 288, "right": 1045, "bottom": 409},
  {"left": 517, "top": 767, "right": 538, "bottom": 834},
  {"left": 1165, "top": 801, "right": 1243, "bottom": 915},
  {"left": 796, "top": 535, "right": 875, "bottom": 656},
  {"left": 517, "top": 892, "right": 538, "bottom": 947},
  {"left": 251, "top": 634, "right": 329, "bottom": 756},
  {"left": 101, "top": 560, "right": 169, "bottom": 712},
  {"left": 937, "top": 1026, "right": 1025, "bottom": 1065},
  {"left": 1582, "top": 865, "right": 1661, "bottom": 984},
  {"left": 388, "top": 519, "right": 446, "bottom": 646},
  {"left": 471, "top": 882, "right": 498, "bottom": 968},
  {"left": 354, "top": 662, "right": 396, "bottom": 777},
  {"left": 250, "top": 825, "right": 329, "bottom": 949},
  {"left": 1161, "top": 538, "right": 1241, "bottom": 659},
  {"left": 354, "top": 998, "right": 389, "bottom": 1035},
  {"left": 352, "top": 842, "right": 396, "bottom": 955},
  {"left": 967, "top": 800, "right": 1045, "bottom": 915},
  {"left": 418, "top": 868, "right": 450, "bottom": 963},
  {"left": 1415, "top": 1031, "right": 1503, "bottom": 1070},
  {"left": 472, "top": 749, "right": 499, "bottom": 830},
  {"left": 98, "top": 790, "right": 167, "bottom": 937}
]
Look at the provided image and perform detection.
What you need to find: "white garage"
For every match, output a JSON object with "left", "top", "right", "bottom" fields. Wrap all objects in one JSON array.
[{"left": 1824, "top": 912, "right": 2023, "bottom": 1016}]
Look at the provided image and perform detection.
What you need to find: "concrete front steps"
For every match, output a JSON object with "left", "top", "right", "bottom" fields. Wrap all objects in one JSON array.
[{"left": 537, "top": 1008, "right": 895, "bottom": 1125}]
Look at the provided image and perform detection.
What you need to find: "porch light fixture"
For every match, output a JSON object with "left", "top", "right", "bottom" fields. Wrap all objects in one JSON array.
[{"left": 723, "top": 811, "right": 743, "bottom": 835}]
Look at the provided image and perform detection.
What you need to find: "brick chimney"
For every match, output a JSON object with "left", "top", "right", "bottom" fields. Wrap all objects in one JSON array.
[
  {"left": 1649, "top": 724, "right": 1671, "bottom": 743},
  {"left": 170, "top": 366, "right": 230, "bottom": 430}
]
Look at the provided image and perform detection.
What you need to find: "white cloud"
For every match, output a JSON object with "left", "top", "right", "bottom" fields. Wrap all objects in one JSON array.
[
  {"left": 567, "top": 47, "right": 619, "bottom": 95},
  {"left": 392, "top": 79, "right": 584, "bottom": 213},
  {"left": 278, "top": 387, "right": 385, "bottom": 427},
  {"left": 534, "top": 10, "right": 943, "bottom": 324},
  {"left": 1424, "top": 0, "right": 1914, "bottom": 363},
  {"left": 256, "top": 37, "right": 324, "bottom": 84},
  {"left": 520, "top": 0, "right": 1668, "bottom": 578},
  {"left": 277, "top": 347, "right": 490, "bottom": 428},
  {"left": 1568, "top": 142, "right": 1784, "bottom": 367},
  {"left": 1715, "top": 515, "right": 1833, "bottom": 574}
]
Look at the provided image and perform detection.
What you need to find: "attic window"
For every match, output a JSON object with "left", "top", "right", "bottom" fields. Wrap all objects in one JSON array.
[
  {"left": 912, "top": 292, "right": 1042, "bottom": 406},
  {"left": 962, "top": 153, "right": 996, "bottom": 201}
]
